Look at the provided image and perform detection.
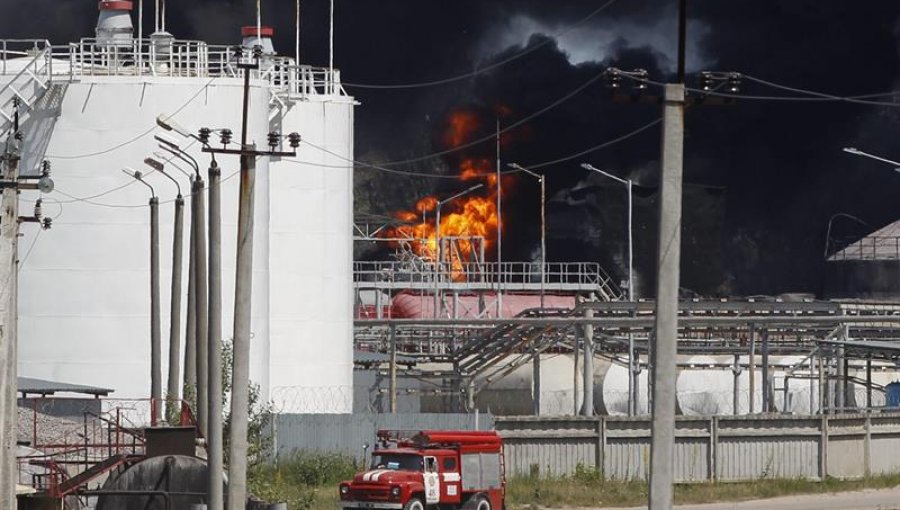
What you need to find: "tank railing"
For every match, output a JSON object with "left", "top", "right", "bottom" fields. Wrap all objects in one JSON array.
[
  {"left": 827, "top": 235, "right": 900, "bottom": 261},
  {"left": 38, "top": 38, "right": 349, "bottom": 100},
  {"left": 0, "top": 39, "right": 52, "bottom": 75},
  {"left": 354, "top": 260, "right": 612, "bottom": 287}
]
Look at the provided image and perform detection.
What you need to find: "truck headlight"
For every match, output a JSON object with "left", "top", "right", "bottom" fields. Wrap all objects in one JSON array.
[
  {"left": 391, "top": 487, "right": 401, "bottom": 497},
  {"left": 341, "top": 486, "right": 350, "bottom": 495}
]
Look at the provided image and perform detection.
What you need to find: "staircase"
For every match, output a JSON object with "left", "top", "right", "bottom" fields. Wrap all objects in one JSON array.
[
  {"left": 452, "top": 308, "right": 576, "bottom": 395},
  {"left": 0, "top": 41, "right": 54, "bottom": 140}
]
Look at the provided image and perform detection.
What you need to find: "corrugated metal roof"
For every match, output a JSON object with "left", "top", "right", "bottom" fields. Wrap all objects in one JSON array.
[{"left": 17, "top": 377, "right": 113, "bottom": 396}]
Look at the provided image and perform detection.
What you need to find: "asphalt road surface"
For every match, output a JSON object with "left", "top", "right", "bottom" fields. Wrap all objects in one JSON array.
[{"left": 600, "top": 487, "right": 900, "bottom": 510}]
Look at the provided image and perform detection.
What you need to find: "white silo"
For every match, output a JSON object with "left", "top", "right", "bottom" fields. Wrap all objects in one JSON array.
[{"left": 3, "top": 16, "right": 355, "bottom": 413}]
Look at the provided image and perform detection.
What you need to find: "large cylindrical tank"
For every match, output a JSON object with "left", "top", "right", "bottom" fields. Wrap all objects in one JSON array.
[
  {"left": 96, "top": 455, "right": 213, "bottom": 510},
  {"left": 8, "top": 35, "right": 355, "bottom": 412}
]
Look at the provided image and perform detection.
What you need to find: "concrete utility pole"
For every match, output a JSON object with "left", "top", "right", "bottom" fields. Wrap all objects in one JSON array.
[
  {"left": 183, "top": 177, "right": 197, "bottom": 398},
  {"left": 202, "top": 57, "right": 298, "bottom": 510},
  {"left": 648, "top": 1, "right": 686, "bottom": 507},
  {"left": 582, "top": 304, "right": 594, "bottom": 416},
  {"left": 145, "top": 156, "right": 185, "bottom": 421},
  {"left": 0, "top": 121, "right": 20, "bottom": 510},
  {"left": 167, "top": 193, "right": 184, "bottom": 418},
  {"left": 124, "top": 169, "right": 162, "bottom": 423},
  {"left": 194, "top": 175, "right": 209, "bottom": 437},
  {"left": 150, "top": 194, "right": 161, "bottom": 422},
  {"left": 207, "top": 159, "right": 224, "bottom": 510}
]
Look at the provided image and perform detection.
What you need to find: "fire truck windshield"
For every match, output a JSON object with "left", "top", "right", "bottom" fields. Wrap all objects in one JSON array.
[{"left": 371, "top": 453, "right": 424, "bottom": 471}]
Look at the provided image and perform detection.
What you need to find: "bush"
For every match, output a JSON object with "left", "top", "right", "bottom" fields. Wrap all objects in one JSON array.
[{"left": 248, "top": 452, "right": 358, "bottom": 510}]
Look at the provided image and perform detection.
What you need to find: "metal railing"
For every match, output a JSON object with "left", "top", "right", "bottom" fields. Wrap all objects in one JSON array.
[
  {"left": 354, "top": 260, "right": 615, "bottom": 287},
  {"left": 0, "top": 40, "right": 53, "bottom": 137},
  {"left": 0, "top": 38, "right": 347, "bottom": 100},
  {"left": 827, "top": 235, "right": 900, "bottom": 261}
]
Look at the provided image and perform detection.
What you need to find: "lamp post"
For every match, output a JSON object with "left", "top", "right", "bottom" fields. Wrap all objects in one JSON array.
[
  {"left": 843, "top": 147, "right": 900, "bottom": 170},
  {"left": 581, "top": 163, "right": 637, "bottom": 416},
  {"left": 156, "top": 135, "right": 208, "bottom": 440},
  {"left": 580, "top": 163, "right": 633, "bottom": 301},
  {"left": 123, "top": 168, "right": 161, "bottom": 423},
  {"left": 507, "top": 163, "right": 545, "bottom": 308},
  {"left": 156, "top": 117, "right": 225, "bottom": 510},
  {"left": 144, "top": 156, "right": 185, "bottom": 422},
  {"left": 434, "top": 184, "right": 484, "bottom": 318}
]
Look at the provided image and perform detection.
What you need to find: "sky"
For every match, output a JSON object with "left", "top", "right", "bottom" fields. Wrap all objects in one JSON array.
[{"left": 3, "top": 0, "right": 900, "bottom": 297}]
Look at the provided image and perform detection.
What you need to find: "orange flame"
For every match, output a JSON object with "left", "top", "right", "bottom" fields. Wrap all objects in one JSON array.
[{"left": 386, "top": 110, "right": 512, "bottom": 280}]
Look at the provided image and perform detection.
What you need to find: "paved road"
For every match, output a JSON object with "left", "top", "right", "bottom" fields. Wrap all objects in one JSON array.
[{"left": 599, "top": 487, "right": 900, "bottom": 510}]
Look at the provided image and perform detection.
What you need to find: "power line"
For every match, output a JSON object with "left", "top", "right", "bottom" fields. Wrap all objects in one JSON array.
[
  {"left": 623, "top": 72, "right": 900, "bottom": 106},
  {"left": 374, "top": 68, "right": 611, "bottom": 167},
  {"left": 341, "top": 0, "right": 622, "bottom": 90},
  {"left": 521, "top": 118, "right": 662, "bottom": 169},
  {"left": 54, "top": 169, "right": 241, "bottom": 209},
  {"left": 36, "top": 78, "right": 218, "bottom": 161},
  {"left": 294, "top": 116, "right": 661, "bottom": 178}
]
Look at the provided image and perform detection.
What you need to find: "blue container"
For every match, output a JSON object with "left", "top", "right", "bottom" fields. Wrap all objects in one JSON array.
[{"left": 886, "top": 382, "right": 900, "bottom": 408}]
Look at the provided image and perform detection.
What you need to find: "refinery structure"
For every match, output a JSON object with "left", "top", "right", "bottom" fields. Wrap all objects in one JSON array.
[{"left": 5, "top": 1, "right": 900, "bottom": 508}]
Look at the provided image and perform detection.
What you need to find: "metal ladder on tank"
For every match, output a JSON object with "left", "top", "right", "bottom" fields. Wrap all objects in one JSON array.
[{"left": 0, "top": 42, "right": 53, "bottom": 139}]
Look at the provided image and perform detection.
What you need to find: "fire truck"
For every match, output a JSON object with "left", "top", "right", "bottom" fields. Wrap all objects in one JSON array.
[{"left": 339, "top": 430, "right": 505, "bottom": 510}]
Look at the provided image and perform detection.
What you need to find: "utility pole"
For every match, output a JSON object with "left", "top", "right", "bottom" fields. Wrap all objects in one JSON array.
[
  {"left": 648, "top": 0, "right": 686, "bottom": 508},
  {"left": 207, "top": 158, "right": 224, "bottom": 510},
  {"left": 123, "top": 169, "right": 161, "bottom": 422},
  {"left": 183, "top": 176, "right": 197, "bottom": 400},
  {"left": 150, "top": 194, "right": 161, "bottom": 422},
  {"left": 0, "top": 113, "right": 20, "bottom": 510},
  {"left": 145, "top": 156, "right": 185, "bottom": 422},
  {"left": 193, "top": 175, "right": 209, "bottom": 437},
  {"left": 167, "top": 193, "right": 183, "bottom": 418},
  {"left": 202, "top": 54, "right": 298, "bottom": 510},
  {"left": 0, "top": 101, "right": 54, "bottom": 510}
]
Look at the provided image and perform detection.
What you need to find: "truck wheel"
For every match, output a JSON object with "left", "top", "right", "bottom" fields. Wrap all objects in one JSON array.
[
  {"left": 474, "top": 495, "right": 491, "bottom": 510},
  {"left": 404, "top": 498, "right": 425, "bottom": 510}
]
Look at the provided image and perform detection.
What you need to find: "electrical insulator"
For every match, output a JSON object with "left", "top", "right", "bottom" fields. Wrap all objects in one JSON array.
[
  {"left": 287, "top": 132, "right": 301, "bottom": 149},
  {"left": 41, "top": 217, "right": 52, "bottom": 230},
  {"left": 727, "top": 73, "right": 741, "bottom": 93},
  {"left": 699, "top": 72, "right": 714, "bottom": 91},
  {"left": 606, "top": 68, "right": 622, "bottom": 89},
  {"left": 220, "top": 129, "right": 233, "bottom": 146},
  {"left": 253, "top": 45, "right": 263, "bottom": 59},
  {"left": 33, "top": 199, "right": 42, "bottom": 220},
  {"left": 233, "top": 45, "right": 244, "bottom": 59},
  {"left": 633, "top": 69, "right": 648, "bottom": 90},
  {"left": 198, "top": 127, "right": 211, "bottom": 145},
  {"left": 267, "top": 132, "right": 279, "bottom": 150},
  {"left": 41, "top": 160, "right": 50, "bottom": 174}
]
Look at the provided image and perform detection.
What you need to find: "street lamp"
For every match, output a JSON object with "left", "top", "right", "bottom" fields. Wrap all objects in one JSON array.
[
  {"left": 843, "top": 147, "right": 900, "bottom": 172},
  {"left": 581, "top": 162, "right": 637, "bottom": 417},
  {"left": 433, "top": 183, "right": 484, "bottom": 318},
  {"left": 123, "top": 167, "right": 162, "bottom": 423},
  {"left": 144, "top": 156, "right": 186, "bottom": 422},
  {"left": 580, "top": 163, "right": 634, "bottom": 300},
  {"left": 508, "top": 163, "right": 546, "bottom": 309}
]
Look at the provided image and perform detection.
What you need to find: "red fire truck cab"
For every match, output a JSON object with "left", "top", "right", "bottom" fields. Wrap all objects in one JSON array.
[{"left": 339, "top": 430, "right": 505, "bottom": 510}]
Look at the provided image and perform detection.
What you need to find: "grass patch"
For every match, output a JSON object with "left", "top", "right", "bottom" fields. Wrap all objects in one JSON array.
[
  {"left": 249, "top": 455, "right": 900, "bottom": 509},
  {"left": 508, "top": 467, "right": 900, "bottom": 508},
  {"left": 248, "top": 452, "right": 358, "bottom": 510}
]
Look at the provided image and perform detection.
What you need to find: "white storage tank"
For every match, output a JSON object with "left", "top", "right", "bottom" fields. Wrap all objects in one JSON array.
[{"left": 4, "top": 22, "right": 355, "bottom": 412}]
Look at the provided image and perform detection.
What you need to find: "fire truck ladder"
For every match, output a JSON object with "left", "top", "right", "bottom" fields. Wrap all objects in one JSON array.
[{"left": 0, "top": 41, "right": 54, "bottom": 139}]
